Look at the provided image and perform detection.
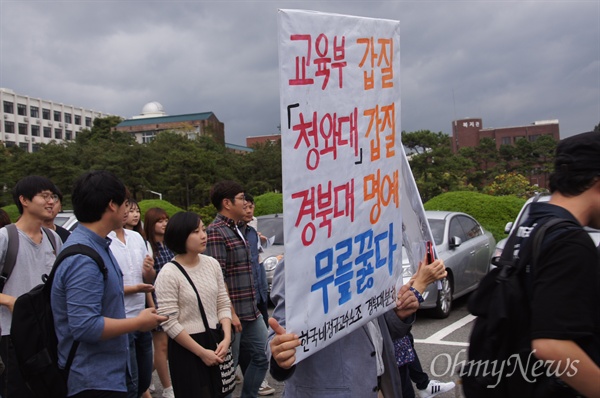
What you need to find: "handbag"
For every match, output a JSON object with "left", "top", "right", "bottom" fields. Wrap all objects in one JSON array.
[{"left": 171, "top": 260, "right": 236, "bottom": 397}]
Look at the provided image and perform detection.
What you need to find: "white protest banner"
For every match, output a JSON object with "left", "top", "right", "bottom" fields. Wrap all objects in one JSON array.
[
  {"left": 398, "top": 145, "right": 441, "bottom": 287},
  {"left": 278, "top": 9, "right": 404, "bottom": 363}
]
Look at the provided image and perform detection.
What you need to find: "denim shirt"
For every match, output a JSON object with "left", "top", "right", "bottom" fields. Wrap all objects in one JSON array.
[
  {"left": 244, "top": 224, "right": 269, "bottom": 304},
  {"left": 51, "top": 225, "right": 128, "bottom": 395}
]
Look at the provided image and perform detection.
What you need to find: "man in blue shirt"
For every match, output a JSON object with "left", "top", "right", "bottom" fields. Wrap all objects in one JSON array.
[{"left": 51, "top": 171, "right": 166, "bottom": 398}]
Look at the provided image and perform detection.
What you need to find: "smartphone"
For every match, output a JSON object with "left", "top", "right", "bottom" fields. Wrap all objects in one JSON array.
[{"left": 426, "top": 240, "right": 435, "bottom": 264}]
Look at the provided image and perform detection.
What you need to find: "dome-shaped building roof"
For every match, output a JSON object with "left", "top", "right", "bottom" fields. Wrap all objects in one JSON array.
[
  {"left": 133, "top": 101, "right": 167, "bottom": 119},
  {"left": 142, "top": 101, "right": 166, "bottom": 116}
]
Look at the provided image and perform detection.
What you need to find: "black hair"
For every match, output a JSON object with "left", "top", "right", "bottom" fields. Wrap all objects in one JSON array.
[
  {"left": 244, "top": 193, "right": 255, "bottom": 204},
  {"left": 210, "top": 180, "right": 244, "bottom": 211},
  {"left": 549, "top": 131, "right": 600, "bottom": 196},
  {"left": 72, "top": 170, "right": 126, "bottom": 223},
  {"left": 54, "top": 184, "right": 63, "bottom": 203},
  {"left": 12, "top": 176, "right": 57, "bottom": 214},
  {"left": 164, "top": 211, "right": 201, "bottom": 255}
]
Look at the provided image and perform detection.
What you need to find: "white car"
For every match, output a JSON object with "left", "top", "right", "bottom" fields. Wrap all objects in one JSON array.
[
  {"left": 493, "top": 194, "right": 600, "bottom": 264},
  {"left": 54, "top": 211, "right": 79, "bottom": 231}
]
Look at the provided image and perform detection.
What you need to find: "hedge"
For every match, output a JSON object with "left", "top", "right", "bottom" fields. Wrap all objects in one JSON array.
[{"left": 424, "top": 191, "right": 525, "bottom": 242}]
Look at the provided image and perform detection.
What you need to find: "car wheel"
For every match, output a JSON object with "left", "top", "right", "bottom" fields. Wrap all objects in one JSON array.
[{"left": 431, "top": 275, "right": 453, "bottom": 319}]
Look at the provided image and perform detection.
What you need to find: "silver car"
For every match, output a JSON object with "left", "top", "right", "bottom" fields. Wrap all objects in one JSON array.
[
  {"left": 257, "top": 214, "right": 284, "bottom": 295},
  {"left": 403, "top": 211, "right": 496, "bottom": 318}
]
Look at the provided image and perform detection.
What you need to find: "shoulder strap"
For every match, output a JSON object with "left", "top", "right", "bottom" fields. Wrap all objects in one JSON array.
[
  {"left": 523, "top": 218, "right": 581, "bottom": 299},
  {"left": 171, "top": 260, "right": 218, "bottom": 344},
  {"left": 42, "top": 227, "right": 58, "bottom": 254},
  {"left": 0, "top": 224, "right": 19, "bottom": 292},
  {"left": 45, "top": 244, "right": 107, "bottom": 375},
  {"left": 43, "top": 244, "right": 107, "bottom": 296}
]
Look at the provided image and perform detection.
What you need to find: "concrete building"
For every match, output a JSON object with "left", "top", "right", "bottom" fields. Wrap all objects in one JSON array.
[
  {"left": 115, "top": 102, "right": 225, "bottom": 146},
  {"left": 451, "top": 117, "right": 560, "bottom": 152},
  {"left": 1, "top": 88, "right": 113, "bottom": 152}
]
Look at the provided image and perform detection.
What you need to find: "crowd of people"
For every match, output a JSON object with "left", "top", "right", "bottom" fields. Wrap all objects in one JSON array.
[{"left": 0, "top": 130, "right": 598, "bottom": 398}]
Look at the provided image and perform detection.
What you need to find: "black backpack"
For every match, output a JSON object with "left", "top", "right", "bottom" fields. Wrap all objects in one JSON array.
[
  {"left": 462, "top": 218, "right": 582, "bottom": 398},
  {"left": 10, "top": 244, "right": 107, "bottom": 398}
]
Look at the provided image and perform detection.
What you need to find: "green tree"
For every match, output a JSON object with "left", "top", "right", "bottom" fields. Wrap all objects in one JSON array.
[{"left": 482, "top": 172, "right": 543, "bottom": 199}]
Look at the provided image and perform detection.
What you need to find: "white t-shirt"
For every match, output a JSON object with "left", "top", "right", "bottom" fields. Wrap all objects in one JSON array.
[
  {"left": 108, "top": 229, "right": 148, "bottom": 318},
  {"left": 0, "top": 226, "right": 62, "bottom": 335}
]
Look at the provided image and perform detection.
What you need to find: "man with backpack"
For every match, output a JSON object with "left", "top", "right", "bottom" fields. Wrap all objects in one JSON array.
[
  {"left": 51, "top": 171, "right": 167, "bottom": 398},
  {"left": 0, "top": 176, "right": 63, "bottom": 397},
  {"left": 465, "top": 131, "right": 600, "bottom": 397}
]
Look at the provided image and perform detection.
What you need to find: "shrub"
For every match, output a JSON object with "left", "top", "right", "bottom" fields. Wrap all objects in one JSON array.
[
  {"left": 254, "top": 192, "right": 283, "bottom": 216},
  {"left": 0, "top": 205, "right": 20, "bottom": 223},
  {"left": 138, "top": 200, "right": 185, "bottom": 220},
  {"left": 424, "top": 191, "right": 525, "bottom": 241}
]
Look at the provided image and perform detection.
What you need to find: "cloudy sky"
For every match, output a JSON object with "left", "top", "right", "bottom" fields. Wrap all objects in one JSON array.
[{"left": 1, "top": 1, "right": 598, "bottom": 146}]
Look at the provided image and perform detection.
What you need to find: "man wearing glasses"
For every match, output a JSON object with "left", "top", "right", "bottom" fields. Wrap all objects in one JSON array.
[
  {"left": 205, "top": 181, "right": 269, "bottom": 398},
  {"left": 0, "top": 176, "right": 63, "bottom": 397}
]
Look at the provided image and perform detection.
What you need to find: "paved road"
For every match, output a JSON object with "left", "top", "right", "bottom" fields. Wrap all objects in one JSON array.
[{"left": 151, "top": 294, "right": 474, "bottom": 398}]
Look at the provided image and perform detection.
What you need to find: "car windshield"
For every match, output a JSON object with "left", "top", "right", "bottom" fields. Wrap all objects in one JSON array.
[
  {"left": 428, "top": 219, "right": 445, "bottom": 245},
  {"left": 54, "top": 215, "right": 71, "bottom": 227},
  {"left": 257, "top": 217, "right": 284, "bottom": 245}
]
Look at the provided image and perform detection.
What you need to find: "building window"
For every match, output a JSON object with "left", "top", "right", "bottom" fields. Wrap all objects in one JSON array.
[
  {"left": 32, "top": 144, "right": 41, "bottom": 153},
  {"left": 65, "top": 130, "right": 72, "bottom": 140},
  {"left": 501, "top": 136, "right": 511, "bottom": 145},
  {"left": 528, "top": 134, "right": 540, "bottom": 142},
  {"left": 19, "top": 142, "right": 29, "bottom": 151},
  {"left": 514, "top": 136, "right": 525, "bottom": 143},
  {"left": 85, "top": 117, "right": 92, "bottom": 127},
  {"left": 142, "top": 131, "right": 156, "bottom": 144},
  {"left": 74, "top": 115, "right": 81, "bottom": 125},
  {"left": 42, "top": 108, "right": 51, "bottom": 120},
  {"left": 3, "top": 101, "right": 14, "bottom": 113},
  {"left": 31, "top": 125, "right": 40, "bottom": 137},
  {"left": 4, "top": 121, "right": 14, "bottom": 134},
  {"left": 54, "top": 129, "right": 62, "bottom": 139},
  {"left": 30, "top": 106, "right": 39, "bottom": 118},
  {"left": 5, "top": 141, "right": 15, "bottom": 147},
  {"left": 18, "top": 123, "right": 28, "bottom": 135},
  {"left": 43, "top": 127, "right": 52, "bottom": 138},
  {"left": 17, "top": 104, "right": 27, "bottom": 116},
  {"left": 65, "top": 113, "right": 72, "bottom": 124},
  {"left": 53, "top": 111, "right": 62, "bottom": 122}
]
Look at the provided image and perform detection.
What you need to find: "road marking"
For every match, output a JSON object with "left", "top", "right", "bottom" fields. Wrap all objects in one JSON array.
[{"left": 414, "top": 314, "right": 476, "bottom": 347}]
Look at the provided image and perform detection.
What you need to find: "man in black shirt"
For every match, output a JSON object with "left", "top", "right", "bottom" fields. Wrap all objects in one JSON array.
[{"left": 522, "top": 131, "right": 600, "bottom": 397}]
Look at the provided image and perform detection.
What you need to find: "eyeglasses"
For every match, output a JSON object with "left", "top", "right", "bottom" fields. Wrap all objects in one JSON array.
[{"left": 36, "top": 193, "right": 59, "bottom": 202}]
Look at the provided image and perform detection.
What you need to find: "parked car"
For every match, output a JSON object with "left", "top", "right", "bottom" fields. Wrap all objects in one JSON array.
[
  {"left": 54, "top": 211, "right": 79, "bottom": 232},
  {"left": 256, "top": 214, "right": 284, "bottom": 294},
  {"left": 402, "top": 211, "right": 496, "bottom": 318},
  {"left": 493, "top": 194, "right": 600, "bottom": 264}
]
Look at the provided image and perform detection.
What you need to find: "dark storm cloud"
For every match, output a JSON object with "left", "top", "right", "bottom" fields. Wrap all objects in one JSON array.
[{"left": 1, "top": 1, "right": 598, "bottom": 144}]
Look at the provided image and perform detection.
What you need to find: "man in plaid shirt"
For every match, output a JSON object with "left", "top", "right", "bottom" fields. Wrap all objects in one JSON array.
[{"left": 205, "top": 181, "right": 268, "bottom": 398}]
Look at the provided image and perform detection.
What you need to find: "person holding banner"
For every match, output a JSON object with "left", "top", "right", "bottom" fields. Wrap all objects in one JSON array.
[{"left": 268, "top": 259, "right": 432, "bottom": 398}]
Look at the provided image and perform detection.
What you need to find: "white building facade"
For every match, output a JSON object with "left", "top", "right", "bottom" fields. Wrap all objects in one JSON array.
[{"left": 1, "top": 88, "right": 113, "bottom": 152}]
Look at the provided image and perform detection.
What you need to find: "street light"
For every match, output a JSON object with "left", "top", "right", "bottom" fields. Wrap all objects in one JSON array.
[{"left": 147, "top": 190, "right": 162, "bottom": 201}]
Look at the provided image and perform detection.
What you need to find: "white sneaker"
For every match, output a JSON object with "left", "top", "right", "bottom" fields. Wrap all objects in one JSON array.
[
  {"left": 258, "top": 380, "right": 275, "bottom": 396},
  {"left": 148, "top": 383, "right": 155, "bottom": 392},
  {"left": 162, "top": 386, "right": 175, "bottom": 398},
  {"left": 416, "top": 380, "right": 455, "bottom": 398}
]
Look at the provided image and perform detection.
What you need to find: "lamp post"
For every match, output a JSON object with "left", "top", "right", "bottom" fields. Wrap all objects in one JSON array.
[{"left": 147, "top": 190, "right": 162, "bottom": 201}]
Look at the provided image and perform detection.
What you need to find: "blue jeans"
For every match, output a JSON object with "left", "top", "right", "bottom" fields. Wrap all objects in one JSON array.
[
  {"left": 231, "top": 315, "right": 268, "bottom": 398},
  {"left": 126, "top": 331, "right": 153, "bottom": 398}
]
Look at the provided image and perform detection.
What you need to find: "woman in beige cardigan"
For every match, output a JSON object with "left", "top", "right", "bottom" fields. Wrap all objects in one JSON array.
[{"left": 154, "top": 212, "right": 232, "bottom": 397}]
